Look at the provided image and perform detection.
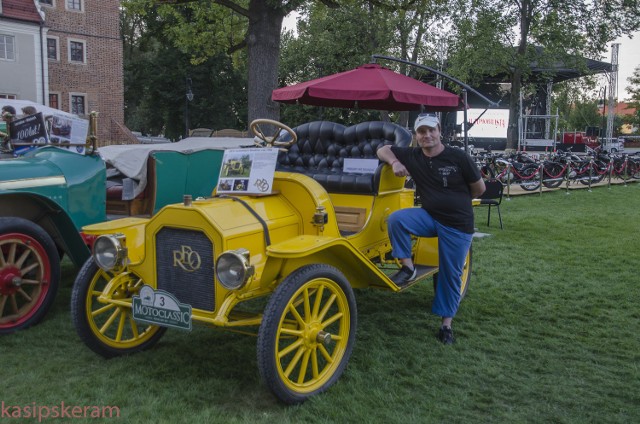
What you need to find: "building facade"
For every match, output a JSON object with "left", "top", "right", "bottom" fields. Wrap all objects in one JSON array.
[
  {"left": 1, "top": 0, "right": 124, "bottom": 143},
  {"left": 0, "top": 0, "right": 46, "bottom": 103}
]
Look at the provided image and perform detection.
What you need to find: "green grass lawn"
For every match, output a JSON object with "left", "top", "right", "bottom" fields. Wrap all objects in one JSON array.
[{"left": 2, "top": 184, "right": 639, "bottom": 423}]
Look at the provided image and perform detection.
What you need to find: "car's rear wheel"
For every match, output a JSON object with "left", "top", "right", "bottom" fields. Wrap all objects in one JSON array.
[
  {"left": 433, "top": 245, "right": 473, "bottom": 299},
  {"left": 257, "top": 264, "right": 357, "bottom": 404},
  {"left": 0, "top": 217, "right": 60, "bottom": 334},
  {"left": 70, "top": 258, "right": 166, "bottom": 358}
]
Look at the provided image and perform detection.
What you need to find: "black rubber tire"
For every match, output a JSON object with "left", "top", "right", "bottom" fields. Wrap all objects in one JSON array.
[
  {"left": 481, "top": 165, "right": 495, "bottom": 179},
  {"left": 257, "top": 264, "right": 357, "bottom": 405},
  {"left": 0, "top": 217, "right": 60, "bottom": 334},
  {"left": 542, "top": 164, "right": 564, "bottom": 188},
  {"left": 433, "top": 245, "right": 473, "bottom": 300},
  {"left": 577, "top": 161, "right": 606, "bottom": 185},
  {"left": 624, "top": 161, "right": 638, "bottom": 181},
  {"left": 519, "top": 166, "right": 541, "bottom": 191},
  {"left": 632, "top": 161, "right": 640, "bottom": 180},
  {"left": 70, "top": 258, "right": 166, "bottom": 358}
]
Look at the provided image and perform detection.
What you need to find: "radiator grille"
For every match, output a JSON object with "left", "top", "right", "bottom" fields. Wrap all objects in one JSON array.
[{"left": 155, "top": 227, "right": 215, "bottom": 311}]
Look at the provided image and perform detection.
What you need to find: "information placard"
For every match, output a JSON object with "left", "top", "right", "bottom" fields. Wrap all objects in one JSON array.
[
  {"left": 49, "top": 114, "right": 89, "bottom": 155},
  {"left": 216, "top": 148, "right": 279, "bottom": 195},
  {"left": 343, "top": 158, "right": 379, "bottom": 174},
  {"left": 10, "top": 113, "right": 49, "bottom": 156}
]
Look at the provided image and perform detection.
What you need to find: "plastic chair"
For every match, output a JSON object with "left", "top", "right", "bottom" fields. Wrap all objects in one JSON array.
[{"left": 478, "top": 179, "right": 504, "bottom": 229}]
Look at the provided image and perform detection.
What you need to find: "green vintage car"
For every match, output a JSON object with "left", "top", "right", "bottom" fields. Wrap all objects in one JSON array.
[{"left": 0, "top": 112, "right": 250, "bottom": 334}]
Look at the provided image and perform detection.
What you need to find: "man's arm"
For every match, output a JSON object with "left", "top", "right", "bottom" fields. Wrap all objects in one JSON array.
[
  {"left": 377, "top": 145, "right": 409, "bottom": 177},
  {"left": 469, "top": 178, "right": 486, "bottom": 199}
]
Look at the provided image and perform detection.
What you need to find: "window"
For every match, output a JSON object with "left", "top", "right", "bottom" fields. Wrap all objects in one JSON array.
[
  {"left": 39, "top": 0, "right": 54, "bottom": 6},
  {"left": 49, "top": 93, "right": 59, "bottom": 109},
  {"left": 71, "top": 94, "right": 85, "bottom": 115},
  {"left": 0, "top": 35, "right": 15, "bottom": 61},
  {"left": 66, "top": 0, "right": 82, "bottom": 11},
  {"left": 0, "top": 94, "right": 17, "bottom": 100},
  {"left": 47, "top": 38, "right": 58, "bottom": 60},
  {"left": 68, "top": 39, "right": 85, "bottom": 63}
]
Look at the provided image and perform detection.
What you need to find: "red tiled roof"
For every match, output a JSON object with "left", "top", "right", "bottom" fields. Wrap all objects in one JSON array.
[
  {"left": 1, "top": 0, "right": 43, "bottom": 24},
  {"left": 599, "top": 102, "right": 637, "bottom": 116},
  {"left": 613, "top": 102, "right": 637, "bottom": 115}
]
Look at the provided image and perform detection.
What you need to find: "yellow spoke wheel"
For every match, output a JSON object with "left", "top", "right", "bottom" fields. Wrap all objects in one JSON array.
[
  {"left": 434, "top": 245, "right": 473, "bottom": 299},
  {"left": 257, "top": 264, "right": 357, "bottom": 405},
  {"left": 70, "top": 258, "right": 166, "bottom": 358}
]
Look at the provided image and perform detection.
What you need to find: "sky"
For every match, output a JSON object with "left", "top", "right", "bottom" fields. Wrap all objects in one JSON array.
[{"left": 283, "top": 14, "right": 639, "bottom": 100}]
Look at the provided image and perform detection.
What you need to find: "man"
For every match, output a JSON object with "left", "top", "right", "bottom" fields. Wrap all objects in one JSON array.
[
  {"left": 377, "top": 113, "right": 485, "bottom": 344},
  {"left": 1, "top": 105, "right": 16, "bottom": 153}
]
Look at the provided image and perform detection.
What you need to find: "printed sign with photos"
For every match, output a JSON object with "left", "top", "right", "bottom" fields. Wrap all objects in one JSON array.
[
  {"left": 216, "top": 148, "right": 279, "bottom": 195},
  {"left": 49, "top": 114, "right": 89, "bottom": 155}
]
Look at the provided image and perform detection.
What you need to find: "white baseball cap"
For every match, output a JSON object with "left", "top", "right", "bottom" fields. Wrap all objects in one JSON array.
[{"left": 414, "top": 113, "right": 440, "bottom": 130}]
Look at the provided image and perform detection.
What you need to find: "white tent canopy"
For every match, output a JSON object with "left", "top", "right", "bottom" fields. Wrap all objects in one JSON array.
[{"left": 1, "top": 99, "right": 79, "bottom": 119}]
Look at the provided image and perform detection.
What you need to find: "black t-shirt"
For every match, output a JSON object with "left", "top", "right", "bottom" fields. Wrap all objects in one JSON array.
[{"left": 391, "top": 145, "right": 481, "bottom": 233}]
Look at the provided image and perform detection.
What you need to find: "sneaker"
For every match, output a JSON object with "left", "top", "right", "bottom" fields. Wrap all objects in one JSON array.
[
  {"left": 437, "top": 326, "right": 455, "bottom": 345},
  {"left": 390, "top": 265, "right": 417, "bottom": 286}
]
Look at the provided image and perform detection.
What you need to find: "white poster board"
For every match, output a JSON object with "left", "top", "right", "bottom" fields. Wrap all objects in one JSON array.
[
  {"left": 49, "top": 114, "right": 89, "bottom": 155},
  {"left": 457, "top": 109, "right": 509, "bottom": 138},
  {"left": 216, "top": 148, "right": 279, "bottom": 195}
]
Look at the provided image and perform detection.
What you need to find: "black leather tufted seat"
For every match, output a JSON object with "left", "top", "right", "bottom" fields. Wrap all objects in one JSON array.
[{"left": 277, "top": 121, "right": 412, "bottom": 194}]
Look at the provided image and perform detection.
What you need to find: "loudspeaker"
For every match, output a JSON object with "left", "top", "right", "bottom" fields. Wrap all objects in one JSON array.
[{"left": 585, "top": 126, "right": 599, "bottom": 137}]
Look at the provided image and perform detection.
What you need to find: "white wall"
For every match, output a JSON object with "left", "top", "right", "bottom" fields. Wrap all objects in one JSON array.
[{"left": 0, "top": 19, "right": 46, "bottom": 104}]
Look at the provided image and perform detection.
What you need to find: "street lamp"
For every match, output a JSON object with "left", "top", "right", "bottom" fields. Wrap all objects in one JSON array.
[{"left": 185, "top": 77, "right": 194, "bottom": 138}]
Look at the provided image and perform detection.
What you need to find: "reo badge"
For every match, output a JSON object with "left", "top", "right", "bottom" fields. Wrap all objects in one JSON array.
[
  {"left": 132, "top": 285, "right": 192, "bottom": 331},
  {"left": 173, "top": 245, "right": 202, "bottom": 272}
]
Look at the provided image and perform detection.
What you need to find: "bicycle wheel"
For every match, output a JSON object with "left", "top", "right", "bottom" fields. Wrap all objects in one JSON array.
[
  {"left": 542, "top": 164, "right": 564, "bottom": 188},
  {"left": 519, "top": 166, "right": 541, "bottom": 191}
]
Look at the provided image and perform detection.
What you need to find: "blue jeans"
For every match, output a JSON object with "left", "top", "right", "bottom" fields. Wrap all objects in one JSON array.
[{"left": 388, "top": 208, "right": 473, "bottom": 318}]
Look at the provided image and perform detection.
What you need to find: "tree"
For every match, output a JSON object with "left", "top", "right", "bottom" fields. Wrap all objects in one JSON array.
[
  {"left": 626, "top": 65, "right": 640, "bottom": 131},
  {"left": 121, "top": 1, "right": 247, "bottom": 139},
  {"left": 151, "top": 0, "right": 457, "bottom": 128},
  {"left": 151, "top": 0, "right": 345, "bottom": 128},
  {"left": 277, "top": 0, "right": 456, "bottom": 126},
  {"left": 278, "top": 1, "right": 394, "bottom": 125},
  {"left": 448, "top": 0, "right": 640, "bottom": 149}
]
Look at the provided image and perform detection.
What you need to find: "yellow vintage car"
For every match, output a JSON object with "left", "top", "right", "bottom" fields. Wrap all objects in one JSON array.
[
  {"left": 222, "top": 159, "right": 245, "bottom": 176},
  {"left": 70, "top": 119, "right": 472, "bottom": 405}
]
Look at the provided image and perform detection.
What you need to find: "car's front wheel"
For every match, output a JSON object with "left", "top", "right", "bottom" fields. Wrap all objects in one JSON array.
[
  {"left": 70, "top": 258, "right": 166, "bottom": 358},
  {"left": 0, "top": 217, "right": 60, "bottom": 334},
  {"left": 257, "top": 264, "right": 357, "bottom": 404}
]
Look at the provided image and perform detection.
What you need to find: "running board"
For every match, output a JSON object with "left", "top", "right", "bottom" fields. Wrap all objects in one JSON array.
[
  {"left": 398, "top": 265, "right": 438, "bottom": 290},
  {"left": 371, "top": 264, "right": 438, "bottom": 291}
]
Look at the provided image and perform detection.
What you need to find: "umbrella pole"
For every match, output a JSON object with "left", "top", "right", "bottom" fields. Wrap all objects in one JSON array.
[{"left": 463, "top": 89, "right": 469, "bottom": 153}]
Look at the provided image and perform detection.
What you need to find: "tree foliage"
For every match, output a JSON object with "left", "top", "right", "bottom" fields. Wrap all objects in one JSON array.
[
  {"left": 121, "top": 0, "right": 640, "bottom": 140},
  {"left": 447, "top": 0, "right": 640, "bottom": 148},
  {"left": 121, "top": 1, "right": 248, "bottom": 140},
  {"left": 625, "top": 65, "right": 640, "bottom": 131},
  {"left": 277, "top": 0, "right": 456, "bottom": 126}
]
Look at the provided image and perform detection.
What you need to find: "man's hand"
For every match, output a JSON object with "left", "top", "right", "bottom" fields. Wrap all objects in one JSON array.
[{"left": 391, "top": 160, "right": 409, "bottom": 177}]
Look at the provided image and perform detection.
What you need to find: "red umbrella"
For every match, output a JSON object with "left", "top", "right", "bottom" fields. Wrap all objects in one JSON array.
[{"left": 272, "top": 63, "right": 463, "bottom": 111}]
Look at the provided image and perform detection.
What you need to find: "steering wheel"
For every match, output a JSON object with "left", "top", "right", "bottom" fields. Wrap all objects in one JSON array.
[{"left": 250, "top": 119, "right": 297, "bottom": 148}]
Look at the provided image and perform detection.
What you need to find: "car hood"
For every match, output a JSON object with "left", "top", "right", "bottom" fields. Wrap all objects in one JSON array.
[{"left": 0, "top": 155, "right": 66, "bottom": 190}]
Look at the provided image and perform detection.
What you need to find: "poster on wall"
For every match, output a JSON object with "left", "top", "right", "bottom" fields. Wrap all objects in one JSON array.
[{"left": 216, "top": 148, "right": 279, "bottom": 195}]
